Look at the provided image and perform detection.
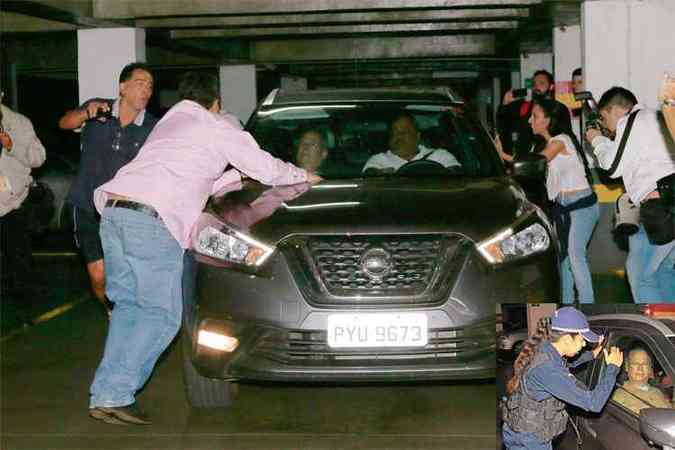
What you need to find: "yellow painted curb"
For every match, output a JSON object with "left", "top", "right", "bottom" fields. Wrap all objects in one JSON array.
[
  {"left": 32, "top": 296, "right": 89, "bottom": 325},
  {"left": 1, "top": 294, "right": 90, "bottom": 342},
  {"left": 593, "top": 184, "right": 624, "bottom": 204}
]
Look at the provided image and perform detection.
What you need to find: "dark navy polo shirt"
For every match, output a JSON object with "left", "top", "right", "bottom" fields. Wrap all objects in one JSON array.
[{"left": 66, "top": 98, "right": 158, "bottom": 211}]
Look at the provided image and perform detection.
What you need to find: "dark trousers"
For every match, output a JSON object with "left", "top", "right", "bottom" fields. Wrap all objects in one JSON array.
[{"left": 1, "top": 204, "right": 33, "bottom": 303}]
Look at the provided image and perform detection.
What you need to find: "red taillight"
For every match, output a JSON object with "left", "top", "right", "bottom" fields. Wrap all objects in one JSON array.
[{"left": 644, "top": 304, "right": 675, "bottom": 318}]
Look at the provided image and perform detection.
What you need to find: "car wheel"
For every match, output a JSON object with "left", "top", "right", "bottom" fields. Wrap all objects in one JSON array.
[{"left": 181, "top": 332, "right": 236, "bottom": 408}]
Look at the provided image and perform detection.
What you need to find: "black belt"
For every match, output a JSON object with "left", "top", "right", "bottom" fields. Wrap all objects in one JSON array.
[{"left": 105, "top": 199, "right": 159, "bottom": 219}]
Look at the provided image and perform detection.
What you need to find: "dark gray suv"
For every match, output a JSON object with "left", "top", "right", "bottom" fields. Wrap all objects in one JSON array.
[{"left": 181, "top": 88, "right": 559, "bottom": 408}]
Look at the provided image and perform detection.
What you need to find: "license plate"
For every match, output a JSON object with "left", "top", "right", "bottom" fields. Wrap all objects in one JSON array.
[{"left": 327, "top": 313, "right": 428, "bottom": 348}]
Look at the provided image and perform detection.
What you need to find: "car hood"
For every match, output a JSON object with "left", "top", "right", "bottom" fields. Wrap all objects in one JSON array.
[{"left": 208, "top": 177, "right": 531, "bottom": 244}]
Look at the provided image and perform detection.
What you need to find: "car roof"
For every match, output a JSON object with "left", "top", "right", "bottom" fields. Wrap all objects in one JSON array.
[
  {"left": 589, "top": 314, "right": 675, "bottom": 337},
  {"left": 261, "top": 87, "right": 463, "bottom": 107}
]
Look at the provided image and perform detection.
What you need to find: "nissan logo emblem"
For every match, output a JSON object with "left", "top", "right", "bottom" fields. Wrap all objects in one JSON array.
[{"left": 360, "top": 248, "right": 393, "bottom": 279}]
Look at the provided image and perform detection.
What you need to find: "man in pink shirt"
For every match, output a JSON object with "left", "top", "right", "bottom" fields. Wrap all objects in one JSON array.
[{"left": 87, "top": 72, "right": 320, "bottom": 425}]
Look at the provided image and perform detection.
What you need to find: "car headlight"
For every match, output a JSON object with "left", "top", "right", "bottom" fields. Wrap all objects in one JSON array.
[
  {"left": 477, "top": 223, "right": 550, "bottom": 264},
  {"left": 192, "top": 214, "right": 274, "bottom": 267}
]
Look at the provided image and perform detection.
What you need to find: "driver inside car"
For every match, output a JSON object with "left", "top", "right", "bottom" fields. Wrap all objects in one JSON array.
[
  {"left": 362, "top": 111, "right": 461, "bottom": 174},
  {"left": 611, "top": 347, "right": 672, "bottom": 415}
]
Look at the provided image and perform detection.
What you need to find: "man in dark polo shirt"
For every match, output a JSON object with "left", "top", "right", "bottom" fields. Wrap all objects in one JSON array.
[{"left": 59, "top": 62, "right": 157, "bottom": 317}]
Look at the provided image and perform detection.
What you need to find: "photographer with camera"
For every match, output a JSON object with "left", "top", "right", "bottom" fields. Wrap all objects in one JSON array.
[
  {"left": 586, "top": 87, "right": 675, "bottom": 302},
  {"left": 58, "top": 62, "right": 158, "bottom": 318},
  {"left": 497, "top": 70, "right": 567, "bottom": 160}
]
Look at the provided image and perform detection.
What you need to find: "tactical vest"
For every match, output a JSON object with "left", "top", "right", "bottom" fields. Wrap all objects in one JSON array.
[{"left": 502, "top": 347, "right": 569, "bottom": 442}]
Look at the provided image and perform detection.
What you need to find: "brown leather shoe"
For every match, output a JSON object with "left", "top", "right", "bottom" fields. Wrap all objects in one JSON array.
[
  {"left": 92, "top": 403, "right": 151, "bottom": 425},
  {"left": 89, "top": 407, "right": 128, "bottom": 425}
]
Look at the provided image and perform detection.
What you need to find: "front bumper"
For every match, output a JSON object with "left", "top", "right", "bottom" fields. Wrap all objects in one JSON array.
[{"left": 187, "top": 319, "right": 496, "bottom": 382}]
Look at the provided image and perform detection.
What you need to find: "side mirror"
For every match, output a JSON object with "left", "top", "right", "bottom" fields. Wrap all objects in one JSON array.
[
  {"left": 640, "top": 408, "right": 675, "bottom": 449},
  {"left": 512, "top": 153, "right": 547, "bottom": 178}
]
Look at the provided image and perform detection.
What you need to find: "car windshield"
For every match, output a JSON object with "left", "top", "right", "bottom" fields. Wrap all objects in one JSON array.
[{"left": 247, "top": 102, "right": 503, "bottom": 179}]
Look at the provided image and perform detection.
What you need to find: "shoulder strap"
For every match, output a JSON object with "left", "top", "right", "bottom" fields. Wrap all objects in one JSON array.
[{"left": 608, "top": 110, "right": 639, "bottom": 177}]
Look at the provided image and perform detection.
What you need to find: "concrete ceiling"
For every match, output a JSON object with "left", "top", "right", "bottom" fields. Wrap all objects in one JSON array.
[{"left": 0, "top": 0, "right": 582, "bottom": 87}]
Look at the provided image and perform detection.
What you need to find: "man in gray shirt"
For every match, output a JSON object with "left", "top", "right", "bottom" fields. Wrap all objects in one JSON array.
[{"left": 0, "top": 94, "right": 46, "bottom": 318}]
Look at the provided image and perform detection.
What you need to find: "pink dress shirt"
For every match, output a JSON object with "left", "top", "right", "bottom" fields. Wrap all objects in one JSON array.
[{"left": 93, "top": 100, "right": 307, "bottom": 248}]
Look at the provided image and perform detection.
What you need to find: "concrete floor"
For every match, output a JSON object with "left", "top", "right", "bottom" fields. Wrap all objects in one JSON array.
[{"left": 1, "top": 250, "right": 497, "bottom": 450}]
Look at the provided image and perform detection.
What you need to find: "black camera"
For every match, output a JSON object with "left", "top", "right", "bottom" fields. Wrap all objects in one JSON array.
[
  {"left": 512, "top": 88, "right": 532, "bottom": 101},
  {"left": 95, "top": 107, "right": 114, "bottom": 120},
  {"left": 574, "top": 91, "right": 607, "bottom": 135}
]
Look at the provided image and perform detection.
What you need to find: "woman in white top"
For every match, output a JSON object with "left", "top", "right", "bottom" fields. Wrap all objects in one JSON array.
[{"left": 530, "top": 99, "right": 599, "bottom": 303}]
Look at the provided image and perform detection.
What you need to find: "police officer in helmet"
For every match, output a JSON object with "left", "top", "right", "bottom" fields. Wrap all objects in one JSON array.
[{"left": 502, "top": 307, "right": 624, "bottom": 449}]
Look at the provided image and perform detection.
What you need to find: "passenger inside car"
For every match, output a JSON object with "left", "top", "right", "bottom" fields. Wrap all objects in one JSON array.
[
  {"left": 362, "top": 111, "right": 462, "bottom": 175},
  {"left": 294, "top": 128, "right": 330, "bottom": 174},
  {"left": 611, "top": 347, "right": 672, "bottom": 414}
]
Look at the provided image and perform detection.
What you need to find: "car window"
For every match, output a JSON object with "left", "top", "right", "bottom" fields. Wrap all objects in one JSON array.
[
  {"left": 248, "top": 103, "right": 503, "bottom": 179},
  {"left": 607, "top": 335, "right": 674, "bottom": 416}
]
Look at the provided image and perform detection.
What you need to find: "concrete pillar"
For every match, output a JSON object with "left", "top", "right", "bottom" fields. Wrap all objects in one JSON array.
[
  {"left": 582, "top": 0, "right": 675, "bottom": 109},
  {"left": 553, "top": 25, "right": 581, "bottom": 90},
  {"left": 77, "top": 28, "right": 146, "bottom": 104},
  {"left": 219, "top": 65, "right": 257, "bottom": 125},
  {"left": 553, "top": 25, "right": 583, "bottom": 141},
  {"left": 519, "top": 52, "right": 553, "bottom": 88}
]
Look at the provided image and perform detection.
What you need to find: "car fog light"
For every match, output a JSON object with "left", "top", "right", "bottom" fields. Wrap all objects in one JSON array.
[{"left": 197, "top": 330, "right": 239, "bottom": 352}]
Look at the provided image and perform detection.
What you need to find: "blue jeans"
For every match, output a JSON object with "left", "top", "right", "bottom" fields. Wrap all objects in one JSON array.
[
  {"left": 89, "top": 207, "right": 184, "bottom": 408},
  {"left": 502, "top": 423, "right": 552, "bottom": 450},
  {"left": 627, "top": 225, "right": 675, "bottom": 303},
  {"left": 557, "top": 189, "right": 600, "bottom": 304}
]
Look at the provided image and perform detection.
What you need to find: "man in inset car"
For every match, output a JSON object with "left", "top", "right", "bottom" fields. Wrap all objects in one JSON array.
[
  {"left": 362, "top": 111, "right": 460, "bottom": 174},
  {"left": 86, "top": 71, "right": 321, "bottom": 426},
  {"left": 611, "top": 347, "right": 671, "bottom": 415}
]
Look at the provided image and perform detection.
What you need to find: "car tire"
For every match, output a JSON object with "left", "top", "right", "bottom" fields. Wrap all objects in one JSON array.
[{"left": 181, "top": 333, "right": 236, "bottom": 408}]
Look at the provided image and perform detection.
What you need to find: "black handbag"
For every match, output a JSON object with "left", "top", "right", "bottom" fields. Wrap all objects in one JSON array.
[
  {"left": 640, "top": 196, "right": 674, "bottom": 245},
  {"left": 640, "top": 173, "right": 675, "bottom": 245}
]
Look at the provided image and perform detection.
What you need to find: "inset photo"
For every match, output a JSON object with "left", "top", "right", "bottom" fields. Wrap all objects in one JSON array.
[{"left": 497, "top": 303, "right": 675, "bottom": 450}]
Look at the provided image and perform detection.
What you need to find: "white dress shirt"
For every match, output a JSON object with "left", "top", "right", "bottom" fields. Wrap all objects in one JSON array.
[
  {"left": 591, "top": 104, "right": 675, "bottom": 204},
  {"left": 362, "top": 145, "right": 461, "bottom": 173}
]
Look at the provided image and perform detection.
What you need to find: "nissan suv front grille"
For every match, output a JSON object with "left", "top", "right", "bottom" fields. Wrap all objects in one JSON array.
[
  {"left": 310, "top": 236, "right": 441, "bottom": 294},
  {"left": 282, "top": 234, "right": 468, "bottom": 307}
]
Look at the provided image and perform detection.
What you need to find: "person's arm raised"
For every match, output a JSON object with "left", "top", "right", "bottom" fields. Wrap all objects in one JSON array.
[{"left": 58, "top": 100, "right": 111, "bottom": 130}]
